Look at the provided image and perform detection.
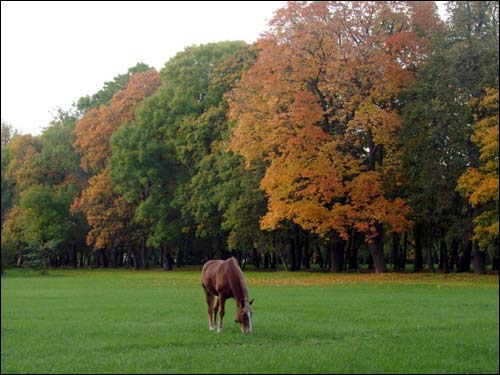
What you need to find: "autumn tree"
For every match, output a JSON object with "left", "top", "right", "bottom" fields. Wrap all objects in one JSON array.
[
  {"left": 457, "top": 87, "right": 499, "bottom": 273},
  {"left": 72, "top": 69, "right": 161, "bottom": 267},
  {"left": 401, "top": 0, "right": 499, "bottom": 272},
  {"left": 229, "top": 1, "right": 440, "bottom": 272},
  {"left": 1, "top": 121, "right": 18, "bottom": 224},
  {"left": 2, "top": 111, "right": 88, "bottom": 269}
]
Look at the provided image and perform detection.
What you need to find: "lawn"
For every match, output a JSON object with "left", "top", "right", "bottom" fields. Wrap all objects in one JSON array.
[{"left": 1, "top": 269, "right": 498, "bottom": 374}]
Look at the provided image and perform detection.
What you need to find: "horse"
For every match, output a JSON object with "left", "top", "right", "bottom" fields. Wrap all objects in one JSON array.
[{"left": 201, "top": 257, "right": 254, "bottom": 334}]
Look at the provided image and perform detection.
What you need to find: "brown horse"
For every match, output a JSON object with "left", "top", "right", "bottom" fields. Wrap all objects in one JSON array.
[{"left": 201, "top": 257, "right": 254, "bottom": 333}]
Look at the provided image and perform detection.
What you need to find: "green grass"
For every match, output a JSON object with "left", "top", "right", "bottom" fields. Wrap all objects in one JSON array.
[{"left": 1, "top": 269, "right": 498, "bottom": 374}]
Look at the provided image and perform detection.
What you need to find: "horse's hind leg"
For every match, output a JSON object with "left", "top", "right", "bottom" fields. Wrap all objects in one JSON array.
[
  {"left": 217, "top": 296, "right": 226, "bottom": 333},
  {"left": 204, "top": 290, "right": 216, "bottom": 331}
]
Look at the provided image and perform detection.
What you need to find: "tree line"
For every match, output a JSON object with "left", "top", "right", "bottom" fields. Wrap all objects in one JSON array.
[{"left": 1, "top": 1, "right": 498, "bottom": 274}]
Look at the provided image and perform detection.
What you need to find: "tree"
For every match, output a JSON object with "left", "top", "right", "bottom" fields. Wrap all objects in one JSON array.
[
  {"left": 401, "top": 0, "right": 499, "bottom": 272},
  {"left": 110, "top": 42, "right": 258, "bottom": 267},
  {"left": 457, "top": 87, "right": 499, "bottom": 273},
  {"left": 76, "top": 62, "right": 151, "bottom": 114},
  {"left": 228, "top": 1, "right": 439, "bottom": 272},
  {"left": 1, "top": 121, "right": 18, "bottom": 224},
  {"left": 72, "top": 69, "right": 161, "bottom": 266}
]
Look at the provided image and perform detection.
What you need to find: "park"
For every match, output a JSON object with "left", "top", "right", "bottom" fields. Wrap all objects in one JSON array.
[{"left": 2, "top": 1, "right": 499, "bottom": 373}]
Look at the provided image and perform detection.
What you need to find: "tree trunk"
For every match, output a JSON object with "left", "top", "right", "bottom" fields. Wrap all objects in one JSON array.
[
  {"left": 460, "top": 239, "right": 472, "bottom": 272},
  {"left": 108, "top": 247, "right": 117, "bottom": 268},
  {"left": 426, "top": 222, "right": 435, "bottom": 273},
  {"left": 473, "top": 241, "right": 486, "bottom": 274},
  {"left": 270, "top": 251, "right": 277, "bottom": 270},
  {"left": 252, "top": 248, "right": 261, "bottom": 269},
  {"left": 441, "top": 235, "right": 449, "bottom": 273},
  {"left": 294, "top": 225, "right": 302, "bottom": 271},
  {"left": 289, "top": 237, "right": 298, "bottom": 271},
  {"left": 414, "top": 223, "right": 424, "bottom": 272},
  {"left": 176, "top": 244, "right": 184, "bottom": 268},
  {"left": 264, "top": 252, "right": 270, "bottom": 269},
  {"left": 163, "top": 246, "right": 173, "bottom": 271},
  {"left": 369, "top": 225, "right": 387, "bottom": 273},
  {"left": 448, "top": 238, "right": 459, "bottom": 271},
  {"left": 303, "top": 233, "right": 310, "bottom": 269},
  {"left": 141, "top": 236, "right": 147, "bottom": 269},
  {"left": 392, "top": 232, "right": 400, "bottom": 271},
  {"left": 345, "top": 229, "right": 359, "bottom": 270},
  {"left": 399, "top": 232, "right": 407, "bottom": 271},
  {"left": 330, "top": 239, "right": 345, "bottom": 273}
]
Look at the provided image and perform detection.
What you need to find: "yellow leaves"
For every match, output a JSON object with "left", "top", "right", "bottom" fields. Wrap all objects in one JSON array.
[
  {"left": 458, "top": 87, "right": 499, "bottom": 248},
  {"left": 228, "top": 1, "right": 427, "bottom": 244},
  {"left": 73, "top": 170, "right": 133, "bottom": 249}
]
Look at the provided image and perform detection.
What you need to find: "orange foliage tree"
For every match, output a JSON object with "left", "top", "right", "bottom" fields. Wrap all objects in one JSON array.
[
  {"left": 229, "top": 1, "right": 440, "bottom": 272},
  {"left": 72, "top": 70, "right": 161, "bottom": 264}
]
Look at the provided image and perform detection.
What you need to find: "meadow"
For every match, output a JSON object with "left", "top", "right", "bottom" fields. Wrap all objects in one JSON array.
[{"left": 1, "top": 269, "right": 498, "bottom": 374}]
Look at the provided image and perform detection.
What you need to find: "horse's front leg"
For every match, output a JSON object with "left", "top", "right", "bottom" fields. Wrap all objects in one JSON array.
[
  {"left": 213, "top": 297, "right": 220, "bottom": 328},
  {"left": 204, "top": 290, "right": 216, "bottom": 331},
  {"left": 217, "top": 296, "right": 226, "bottom": 333}
]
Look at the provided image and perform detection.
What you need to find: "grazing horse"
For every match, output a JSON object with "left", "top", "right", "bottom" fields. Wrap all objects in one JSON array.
[{"left": 201, "top": 257, "right": 254, "bottom": 333}]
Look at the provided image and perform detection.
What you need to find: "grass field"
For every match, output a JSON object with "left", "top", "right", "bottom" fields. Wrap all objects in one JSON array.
[{"left": 1, "top": 269, "right": 498, "bottom": 374}]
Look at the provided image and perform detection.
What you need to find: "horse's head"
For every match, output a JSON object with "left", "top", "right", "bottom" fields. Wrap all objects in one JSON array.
[{"left": 235, "top": 298, "right": 254, "bottom": 334}]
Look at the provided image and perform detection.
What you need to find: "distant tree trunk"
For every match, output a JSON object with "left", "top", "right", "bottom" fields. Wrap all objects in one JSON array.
[
  {"left": 133, "top": 247, "right": 140, "bottom": 270},
  {"left": 141, "top": 236, "right": 147, "bottom": 269},
  {"left": 473, "top": 241, "right": 486, "bottom": 274},
  {"left": 399, "top": 232, "right": 407, "bottom": 271},
  {"left": 330, "top": 237, "right": 345, "bottom": 273},
  {"left": 440, "top": 234, "right": 449, "bottom": 273},
  {"left": 264, "top": 252, "right": 270, "bottom": 269},
  {"left": 163, "top": 246, "right": 173, "bottom": 271},
  {"left": 289, "top": 237, "right": 298, "bottom": 271},
  {"left": 392, "top": 232, "right": 400, "bottom": 271},
  {"left": 270, "top": 251, "right": 277, "bottom": 269},
  {"left": 414, "top": 223, "right": 424, "bottom": 272},
  {"left": 252, "top": 248, "right": 261, "bottom": 269},
  {"left": 448, "top": 239, "right": 459, "bottom": 271},
  {"left": 294, "top": 225, "right": 302, "bottom": 271},
  {"left": 367, "top": 251, "right": 373, "bottom": 270},
  {"left": 369, "top": 224, "right": 387, "bottom": 273},
  {"left": 176, "top": 243, "right": 184, "bottom": 268},
  {"left": 426, "top": 222, "right": 435, "bottom": 273},
  {"left": 317, "top": 247, "right": 325, "bottom": 269},
  {"left": 109, "top": 247, "right": 117, "bottom": 268},
  {"left": 460, "top": 238, "right": 472, "bottom": 272},
  {"left": 460, "top": 207, "right": 473, "bottom": 272},
  {"left": 303, "top": 233, "right": 311, "bottom": 269},
  {"left": 492, "top": 252, "right": 499, "bottom": 271},
  {"left": 103, "top": 249, "right": 108, "bottom": 268},
  {"left": 69, "top": 246, "right": 77, "bottom": 268},
  {"left": 346, "top": 230, "right": 359, "bottom": 270}
]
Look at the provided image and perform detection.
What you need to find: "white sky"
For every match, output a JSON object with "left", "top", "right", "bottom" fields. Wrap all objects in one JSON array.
[
  {"left": 1, "top": 1, "right": 285, "bottom": 135},
  {"left": 1, "top": 1, "right": 447, "bottom": 136}
]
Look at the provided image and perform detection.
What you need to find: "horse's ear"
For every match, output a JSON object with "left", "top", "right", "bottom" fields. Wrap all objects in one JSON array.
[{"left": 249, "top": 299, "right": 254, "bottom": 305}]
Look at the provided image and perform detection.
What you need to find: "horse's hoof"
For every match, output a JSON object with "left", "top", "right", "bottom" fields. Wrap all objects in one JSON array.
[
  {"left": 209, "top": 326, "right": 216, "bottom": 331},
  {"left": 217, "top": 328, "right": 223, "bottom": 333}
]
